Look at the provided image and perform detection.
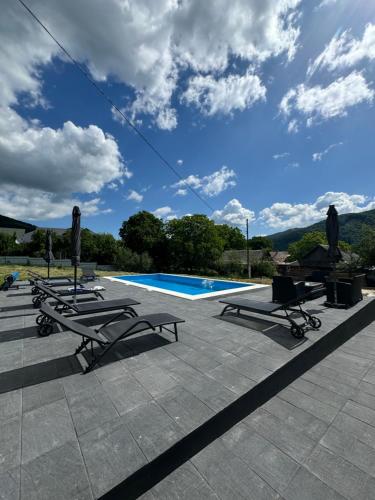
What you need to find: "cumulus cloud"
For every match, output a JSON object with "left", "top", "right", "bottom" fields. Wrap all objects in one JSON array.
[
  {"left": 0, "top": 186, "right": 109, "bottom": 221},
  {"left": 181, "top": 72, "right": 266, "bottom": 116},
  {"left": 0, "top": 108, "right": 128, "bottom": 194},
  {"left": 312, "top": 142, "right": 343, "bottom": 161},
  {"left": 212, "top": 199, "right": 256, "bottom": 227},
  {"left": 126, "top": 190, "right": 143, "bottom": 203},
  {"left": 172, "top": 166, "right": 236, "bottom": 197},
  {"left": 280, "top": 71, "right": 374, "bottom": 126},
  {"left": 287, "top": 119, "right": 299, "bottom": 133},
  {"left": 175, "top": 189, "right": 188, "bottom": 197},
  {"left": 259, "top": 191, "right": 375, "bottom": 229},
  {"left": 152, "top": 206, "right": 177, "bottom": 220},
  {"left": 177, "top": 159, "right": 183, "bottom": 166},
  {"left": 3, "top": 0, "right": 302, "bottom": 128},
  {"left": 307, "top": 24, "right": 375, "bottom": 77}
]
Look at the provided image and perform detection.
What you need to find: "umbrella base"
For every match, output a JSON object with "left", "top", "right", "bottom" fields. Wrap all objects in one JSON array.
[{"left": 324, "top": 301, "right": 348, "bottom": 309}]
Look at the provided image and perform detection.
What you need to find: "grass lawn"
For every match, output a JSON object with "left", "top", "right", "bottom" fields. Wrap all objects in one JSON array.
[{"left": 0, "top": 265, "right": 125, "bottom": 283}]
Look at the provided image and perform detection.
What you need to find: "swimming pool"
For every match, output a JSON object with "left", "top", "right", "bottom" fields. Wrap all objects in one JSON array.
[{"left": 105, "top": 273, "right": 267, "bottom": 300}]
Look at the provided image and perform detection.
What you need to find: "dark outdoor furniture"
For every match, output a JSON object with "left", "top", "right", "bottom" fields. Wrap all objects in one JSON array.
[
  {"left": 304, "top": 270, "right": 328, "bottom": 284},
  {"left": 219, "top": 295, "right": 322, "bottom": 338},
  {"left": 272, "top": 276, "right": 325, "bottom": 303},
  {"left": 326, "top": 275, "right": 364, "bottom": 308},
  {"left": 0, "top": 272, "right": 20, "bottom": 291},
  {"left": 36, "top": 289, "right": 140, "bottom": 336},
  {"left": 32, "top": 283, "right": 105, "bottom": 308},
  {"left": 39, "top": 303, "right": 184, "bottom": 373},
  {"left": 80, "top": 268, "right": 97, "bottom": 282}
]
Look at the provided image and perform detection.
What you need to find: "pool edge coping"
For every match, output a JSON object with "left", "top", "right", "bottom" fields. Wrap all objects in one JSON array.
[{"left": 103, "top": 273, "right": 269, "bottom": 300}]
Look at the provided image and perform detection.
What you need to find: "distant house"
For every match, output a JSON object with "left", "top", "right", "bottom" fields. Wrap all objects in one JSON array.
[
  {"left": 300, "top": 244, "right": 358, "bottom": 269},
  {"left": 221, "top": 249, "right": 265, "bottom": 265}
]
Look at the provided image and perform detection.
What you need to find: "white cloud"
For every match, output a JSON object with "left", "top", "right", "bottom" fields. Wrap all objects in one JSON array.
[
  {"left": 2, "top": 0, "right": 302, "bottom": 128},
  {"left": 152, "top": 206, "right": 177, "bottom": 220},
  {"left": 0, "top": 186, "right": 109, "bottom": 221},
  {"left": 212, "top": 199, "right": 256, "bottom": 227},
  {"left": 312, "top": 142, "right": 343, "bottom": 161},
  {"left": 280, "top": 71, "right": 374, "bottom": 126},
  {"left": 126, "top": 190, "right": 143, "bottom": 203},
  {"left": 177, "top": 159, "right": 183, "bottom": 166},
  {"left": 315, "top": 0, "right": 337, "bottom": 9},
  {"left": 259, "top": 191, "right": 375, "bottom": 229},
  {"left": 288, "top": 162, "right": 300, "bottom": 168},
  {"left": 181, "top": 72, "right": 266, "bottom": 116},
  {"left": 0, "top": 108, "right": 128, "bottom": 194},
  {"left": 172, "top": 166, "right": 236, "bottom": 197},
  {"left": 307, "top": 24, "right": 375, "bottom": 77},
  {"left": 175, "top": 189, "right": 188, "bottom": 196},
  {"left": 273, "top": 152, "right": 290, "bottom": 159},
  {"left": 287, "top": 119, "right": 299, "bottom": 133}
]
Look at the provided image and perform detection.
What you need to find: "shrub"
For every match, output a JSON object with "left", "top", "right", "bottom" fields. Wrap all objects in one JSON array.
[
  {"left": 251, "top": 260, "right": 276, "bottom": 278},
  {"left": 215, "top": 258, "right": 244, "bottom": 277}
]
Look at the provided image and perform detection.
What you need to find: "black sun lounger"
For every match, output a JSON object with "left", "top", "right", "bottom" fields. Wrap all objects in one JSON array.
[
  {"left": 32, "top": 283, "right": 105, "bottom": 308},
  {"left": 39, "top": 303, "right": 184, "bottom": 373},
  {"left": 36, "top": 290, "right": 140, "bottom": 336},
  {"left": 219, "top": 297, "right": 321, "bottom": 338}
]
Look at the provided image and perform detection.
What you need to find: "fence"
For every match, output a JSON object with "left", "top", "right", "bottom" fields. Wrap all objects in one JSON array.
[{"left": 0, "top": 256, "right": 98, "bottom": 269}]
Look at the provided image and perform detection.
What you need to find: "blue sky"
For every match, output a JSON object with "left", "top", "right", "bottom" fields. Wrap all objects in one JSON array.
[{"left": 1, "top": 0, "right": 375, "bottom": 237}]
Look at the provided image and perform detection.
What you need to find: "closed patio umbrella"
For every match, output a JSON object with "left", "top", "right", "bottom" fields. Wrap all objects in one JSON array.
[
  {"left": 44, "top": 229, "right": 54, "bottom": 279},
  {"left": 71, "top": 206, "right": 81, "bottom": 300},
  {"left": 326, "top": 204, "right": 339, "bottom": 305}
]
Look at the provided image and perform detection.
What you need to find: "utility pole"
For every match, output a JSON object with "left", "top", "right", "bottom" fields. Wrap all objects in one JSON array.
[{"left": 246, "top": 218, "right": 251, "bottom": 278}]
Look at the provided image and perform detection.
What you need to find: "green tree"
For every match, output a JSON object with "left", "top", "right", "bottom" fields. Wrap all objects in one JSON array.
[
  {"left": 0, "top": 233, "right": 17, "bottom": 255},
  {"left": 288, "top": 231, "right": 327, "bottom": 261},
  {"left": 119, "top": 211, "right": 165, "bottom": 259},
  {"left": 166, "top": 215, "right": 224, "bottom": 272},
  {"left": 355, "top": 226, "right": 375, "bottom": 266},
  {"left": 215, "top": 224, "right": 246, "bottom": 250},
  {"left": 248, "top": 236, "right": 273, "bottom": 250}
]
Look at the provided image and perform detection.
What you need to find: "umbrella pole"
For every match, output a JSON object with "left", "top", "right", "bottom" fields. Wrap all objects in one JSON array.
[
  {"left": 333, "top": 261, "right": 338, "bottom": 305},
  {"left": 74, "top": 264, "right": 77, "bottom": 304},
  {"left": 47, "top": 261, "right": 50, "bottom": 279}
]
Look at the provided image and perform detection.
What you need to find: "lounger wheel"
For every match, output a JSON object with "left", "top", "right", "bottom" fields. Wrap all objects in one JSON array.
[
  {"left": 38, "top": 323, "right": 53, "bottom": 337},
  {"left": 36, "top": 314, "right": 47, "bottom": 326},
  {"left": 290, "top": 325, "right": 304, "bottom": 339},
  {"left": 308, "top": 316, "right": 321, "bottom": 329},
  {"left": 31, "top": 286, "right": 38, "bottom": 295},
  {"left": 32, "top": 296, "right": 42, "bottom": 308}
]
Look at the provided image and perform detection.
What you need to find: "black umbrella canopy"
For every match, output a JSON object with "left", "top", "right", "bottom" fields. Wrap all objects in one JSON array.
[
  {"left": 44, "top": 230, "right": 54, "bottom": 264},
  {"left": 71, "top": 206, "right": 81, "bottom": 267},
  {"left": 326, "top": 204, "right": 340, "bottom": 262},
  {"left": 44, "top": 229, "right": 54, "bottom": 279},
  {"left": 71, "top": 206, "right": 81, "bottom": 297}
]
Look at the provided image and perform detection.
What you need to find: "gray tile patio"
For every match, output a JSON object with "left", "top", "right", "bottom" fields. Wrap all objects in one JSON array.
[{"left": 0, "top": 277, "right": 373, "bottom": 499}]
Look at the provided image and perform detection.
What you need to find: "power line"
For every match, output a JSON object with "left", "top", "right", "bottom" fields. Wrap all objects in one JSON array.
[{"left": 16, "top": 0, "right": 215, "bottom": 212}]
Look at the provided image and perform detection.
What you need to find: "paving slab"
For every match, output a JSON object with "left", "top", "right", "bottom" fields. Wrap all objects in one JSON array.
[{"left": 0, "top": 278, "right": 373, "bottom": 498}]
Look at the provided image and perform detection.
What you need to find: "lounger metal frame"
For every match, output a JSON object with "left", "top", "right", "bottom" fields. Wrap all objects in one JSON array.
[
  {"left": 220, "top": 296, "right": 321, "bottom": 338},
  {"left": 39, "top": 303, "right": 184, "bottom": 373},
  {"left": 32, "top": 282, "right": 104, "bottom": 308}
]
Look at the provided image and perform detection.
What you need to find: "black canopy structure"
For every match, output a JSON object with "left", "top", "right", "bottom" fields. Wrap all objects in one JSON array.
[
  {"left": 44, "top": 229, "right": 54, "bottom": 279},
  {"left": 71, "top": 206, "right": 81, "bottom": 300},
  {"left": 325, "top": 204, "right": 339, "bottom": 306}
]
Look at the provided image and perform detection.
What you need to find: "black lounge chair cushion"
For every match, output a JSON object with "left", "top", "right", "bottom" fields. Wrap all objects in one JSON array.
[
  {"left": 219, "top": 298, "right": 281, "bottom": 315},
  {"left": 101, "top": 313, "right": 184, "bottom": 342},
  {"left": 72, "top": 298, "right": 140, "bottom": 314}
]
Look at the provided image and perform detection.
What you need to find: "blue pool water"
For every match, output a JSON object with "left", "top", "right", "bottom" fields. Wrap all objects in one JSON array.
[{"left": 112, "top": 273, "right": 254, "bottom": 296}]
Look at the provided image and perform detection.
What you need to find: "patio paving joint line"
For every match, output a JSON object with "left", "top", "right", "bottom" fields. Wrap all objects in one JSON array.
[{"left": 99, "top": 298, "right": 375, "bottom": 500}]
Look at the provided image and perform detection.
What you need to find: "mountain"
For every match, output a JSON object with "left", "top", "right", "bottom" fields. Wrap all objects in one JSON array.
[
  {"left": 268, "top": 209, "right": 375, "bottom": 250},
  {"left": 0, "top": 214, "right": 36, "bottom": 233}
]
